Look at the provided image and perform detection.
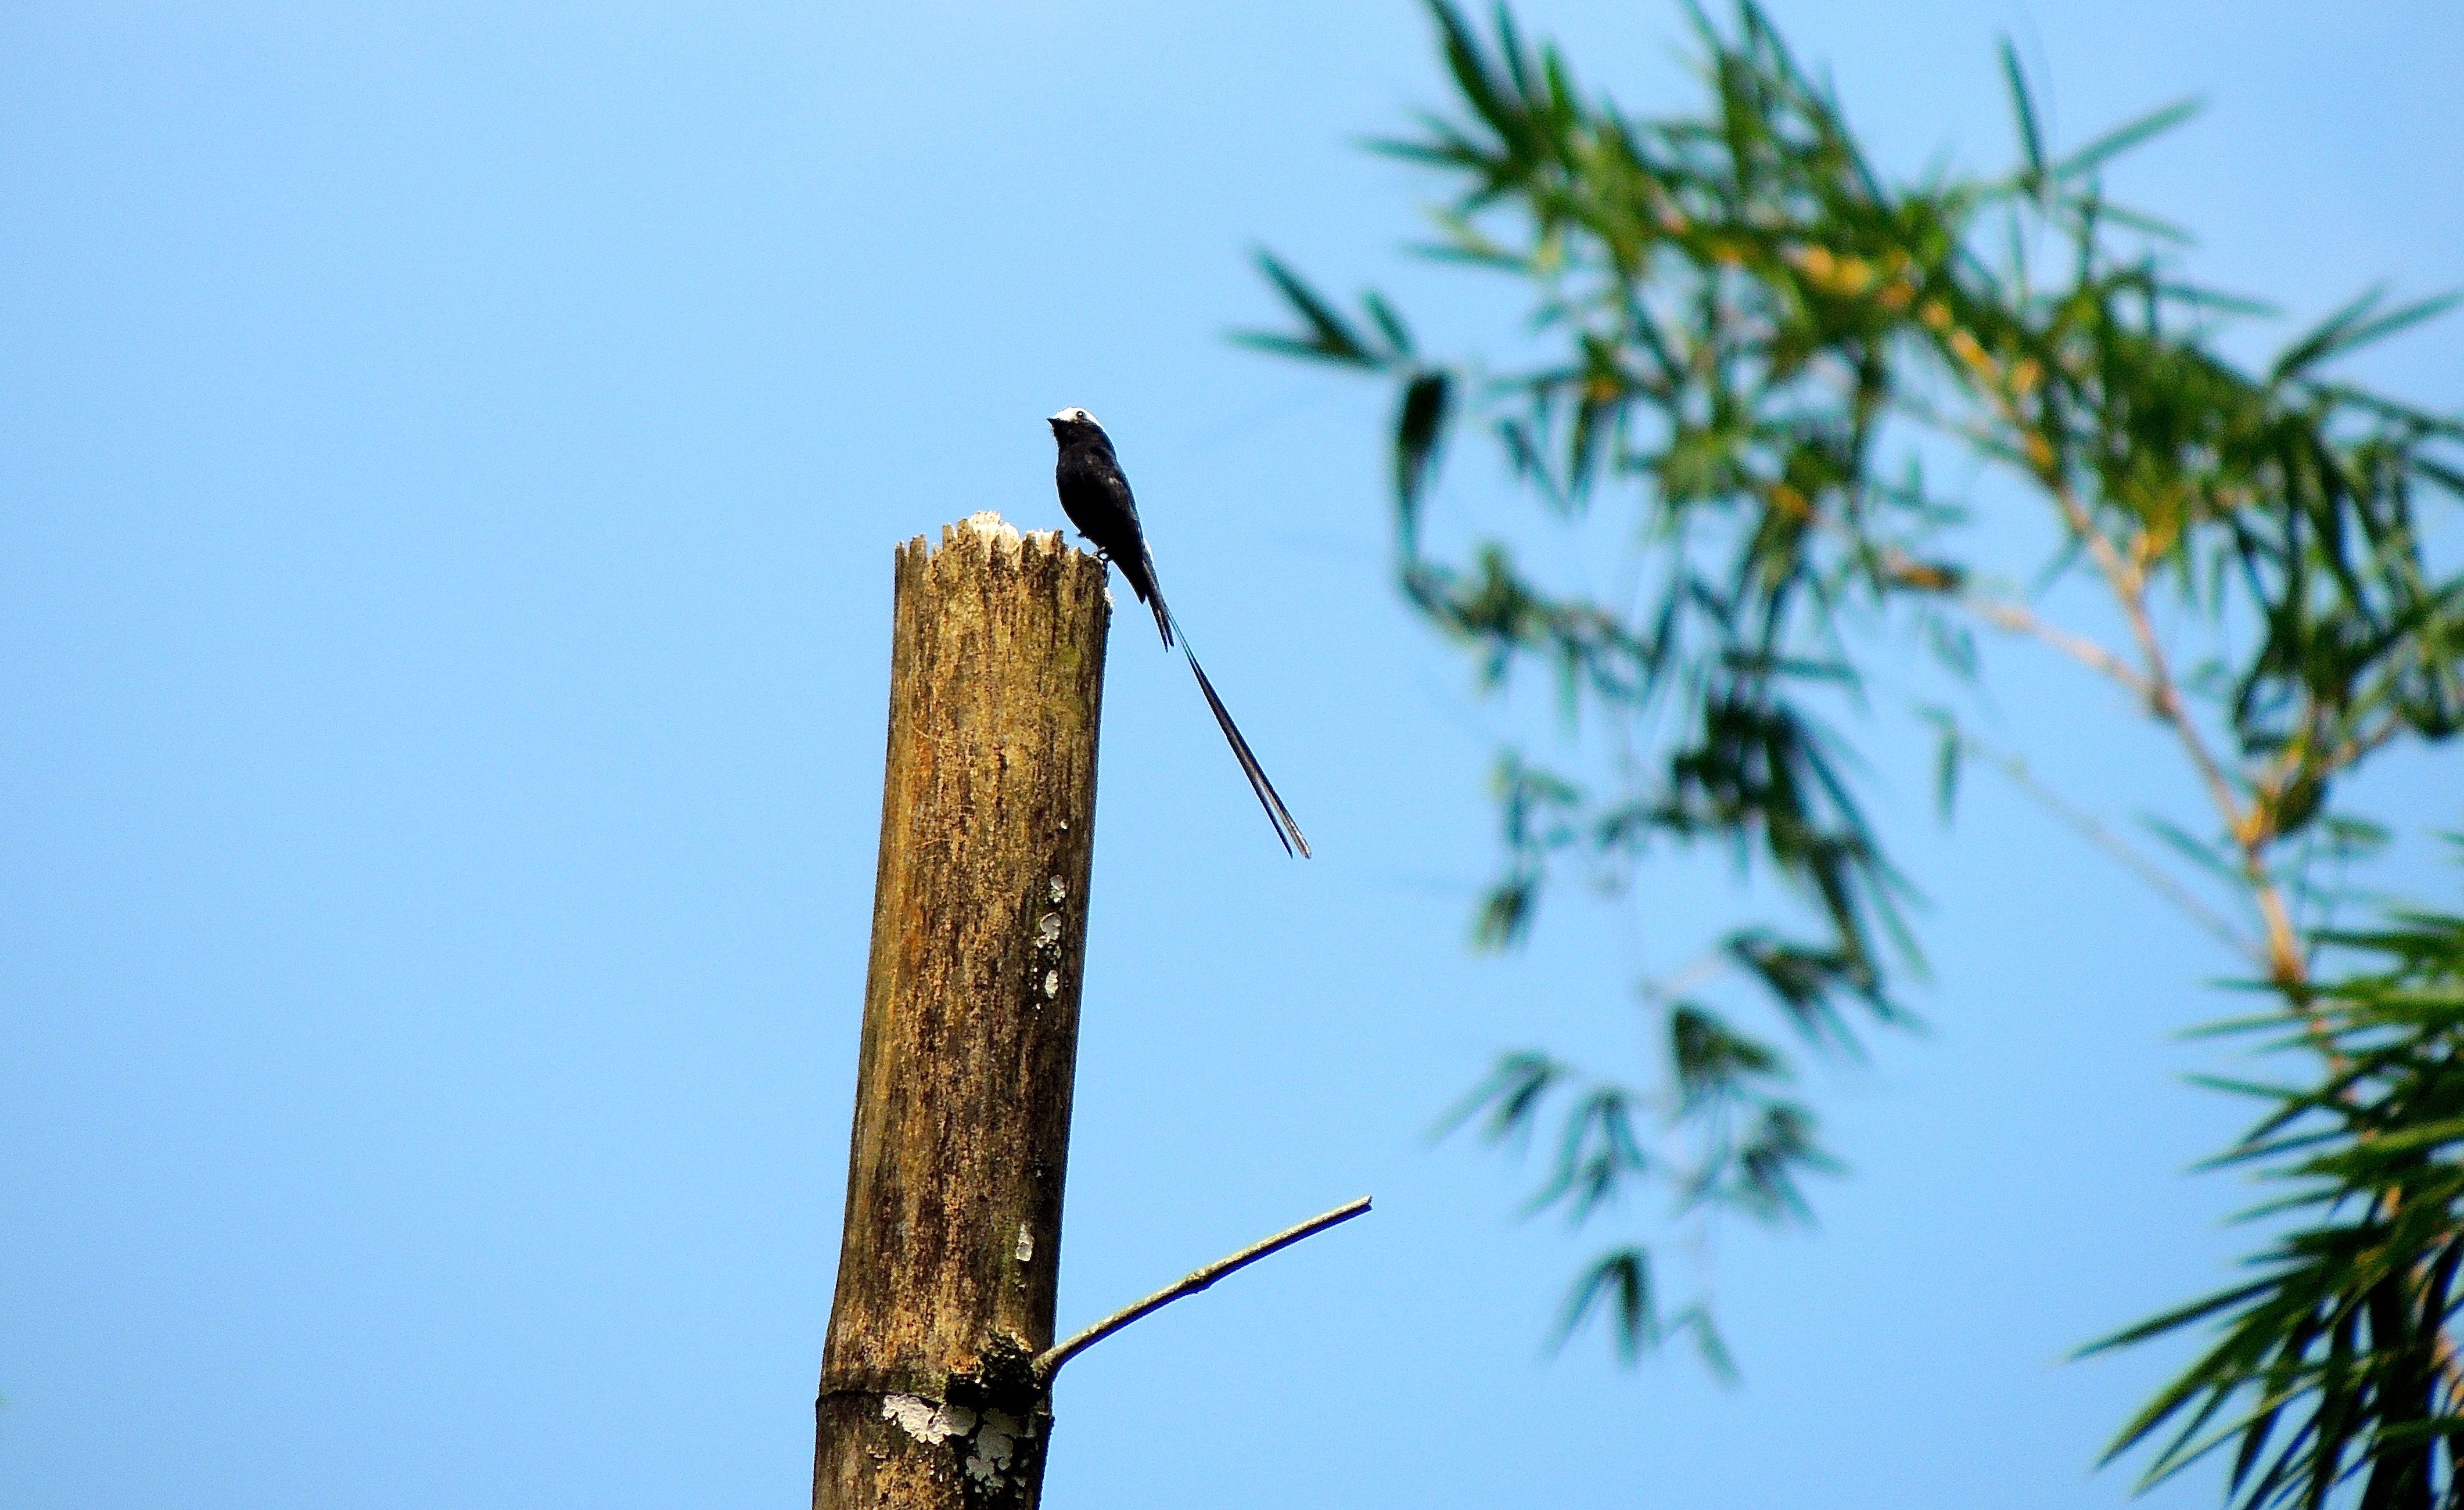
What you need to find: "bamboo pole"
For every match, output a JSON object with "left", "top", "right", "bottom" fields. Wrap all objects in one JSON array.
[{"left": 814, "top": 514, "right": 1108, "bottom": 1510}]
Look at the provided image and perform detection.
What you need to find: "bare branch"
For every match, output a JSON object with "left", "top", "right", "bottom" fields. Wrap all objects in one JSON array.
[
  {"left": 1032, "top": 1197, "right": 1373, "bottom": 1386},
  {"left": 1957, "top": 590, "right": 2154, "bottom": 704},
  {"left": 1955, "top": 726, "right": 2258, "bottom": 961},
  {"left": 1995, "top": 403, "right": 2308, "bottom": 990}
]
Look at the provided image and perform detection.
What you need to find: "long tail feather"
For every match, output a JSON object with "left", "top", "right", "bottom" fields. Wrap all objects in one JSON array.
[
  {"left": 1173, "top": 625, "right": 1310, "bottom": 859},
  {"left": 1125, "top": 549, "right": 1173, "bottom": 649}
]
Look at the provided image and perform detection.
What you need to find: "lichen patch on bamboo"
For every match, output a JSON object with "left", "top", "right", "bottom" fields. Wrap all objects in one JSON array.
[
  {"left": 871, "top": 1389, "right": 1040, "bottom": 1498},
  {"left": 882, "top": 1394, "right": 975, "bottom": 1446},
  {"left": 965, "top": 1410, "right": 1029, "bottom": 1490}
]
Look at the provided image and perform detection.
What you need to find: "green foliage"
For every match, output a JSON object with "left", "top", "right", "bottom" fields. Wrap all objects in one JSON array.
[
  {"left": 1557, "top": 1246, "right": 1736, "bottom": 1379},
  {"left": 2084, "top": 886, "right": 2464, "bottom": 1508},
  {"left": 1241, "top": 0, "right": 2464, "bottom": 1500}
]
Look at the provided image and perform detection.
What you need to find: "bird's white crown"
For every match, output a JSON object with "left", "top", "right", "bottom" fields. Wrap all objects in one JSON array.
[{"left": 1048, "top": 407, "right": 1100, "bottom": 426}]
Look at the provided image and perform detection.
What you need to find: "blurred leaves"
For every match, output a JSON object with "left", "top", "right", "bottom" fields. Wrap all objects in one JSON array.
[
  {"left": 2084, "top": 883, "right": 2464, "bottom": 1508},
  {"left": 1240, "top": 0, "right": 2464, "bottom": 1473},
  {"left": 1439, "top": 991, "right": 1834, "bottom": 1365},
  {"left": 1555, "top": 1247, "right": 1737, "bottom": 1379}
]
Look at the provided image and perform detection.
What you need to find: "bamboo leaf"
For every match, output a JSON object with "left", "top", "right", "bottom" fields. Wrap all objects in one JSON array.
[
  {"left": 1998, "top": 39, "right": 2045, "bottom": 190},
  {"left": 1242, "top": 250, "right": 1385, "bottom": 367},
  {"left": 2052, "top": 96, "right": 2201, "bottom": 182}
]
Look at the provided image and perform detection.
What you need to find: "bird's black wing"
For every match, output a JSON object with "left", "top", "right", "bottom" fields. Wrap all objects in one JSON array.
[
  {"left": 1090, "top": 463, "right": 1173, "bottom": 649},
  {"left": 1058, "top": 447, "right": 1173, "bottom": 648}
]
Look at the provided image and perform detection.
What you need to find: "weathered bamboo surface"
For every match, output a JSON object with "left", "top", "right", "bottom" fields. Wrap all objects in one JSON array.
[{"left": 814, "top": 514, "right": 1109, "bottom": 1510}]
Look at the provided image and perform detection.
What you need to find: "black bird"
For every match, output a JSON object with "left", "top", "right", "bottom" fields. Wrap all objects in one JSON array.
[{"left": 1047, "top": 407, "right": 1311, "bottom": 858}]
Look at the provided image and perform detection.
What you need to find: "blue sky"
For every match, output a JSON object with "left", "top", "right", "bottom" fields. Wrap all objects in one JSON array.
[{"left": 4, "top": 2, "right": 2459, "bottom": 1506}]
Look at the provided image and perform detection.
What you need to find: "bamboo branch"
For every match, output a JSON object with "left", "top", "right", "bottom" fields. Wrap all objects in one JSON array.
[
  {"left": 1951, "top": 727, "right": 2257, "bottom": 961},
  {"left": 1998, "top": 406, "right": 2308, "bottom": 989},
  {"left": 1031, "top": 1196, "right": 1373, "bottom": 1386},
  {"left": 1956, "top": 589, "right": 2154, "bottom": 704},
  {"left": 2094, "top": 536, "right": 2305, "bottom": 987}
]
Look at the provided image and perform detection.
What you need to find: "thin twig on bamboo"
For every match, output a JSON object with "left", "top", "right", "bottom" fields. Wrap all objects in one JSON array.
[{"left": 1031, "top": 1196, "right": 1373, "bottom": 1386}]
